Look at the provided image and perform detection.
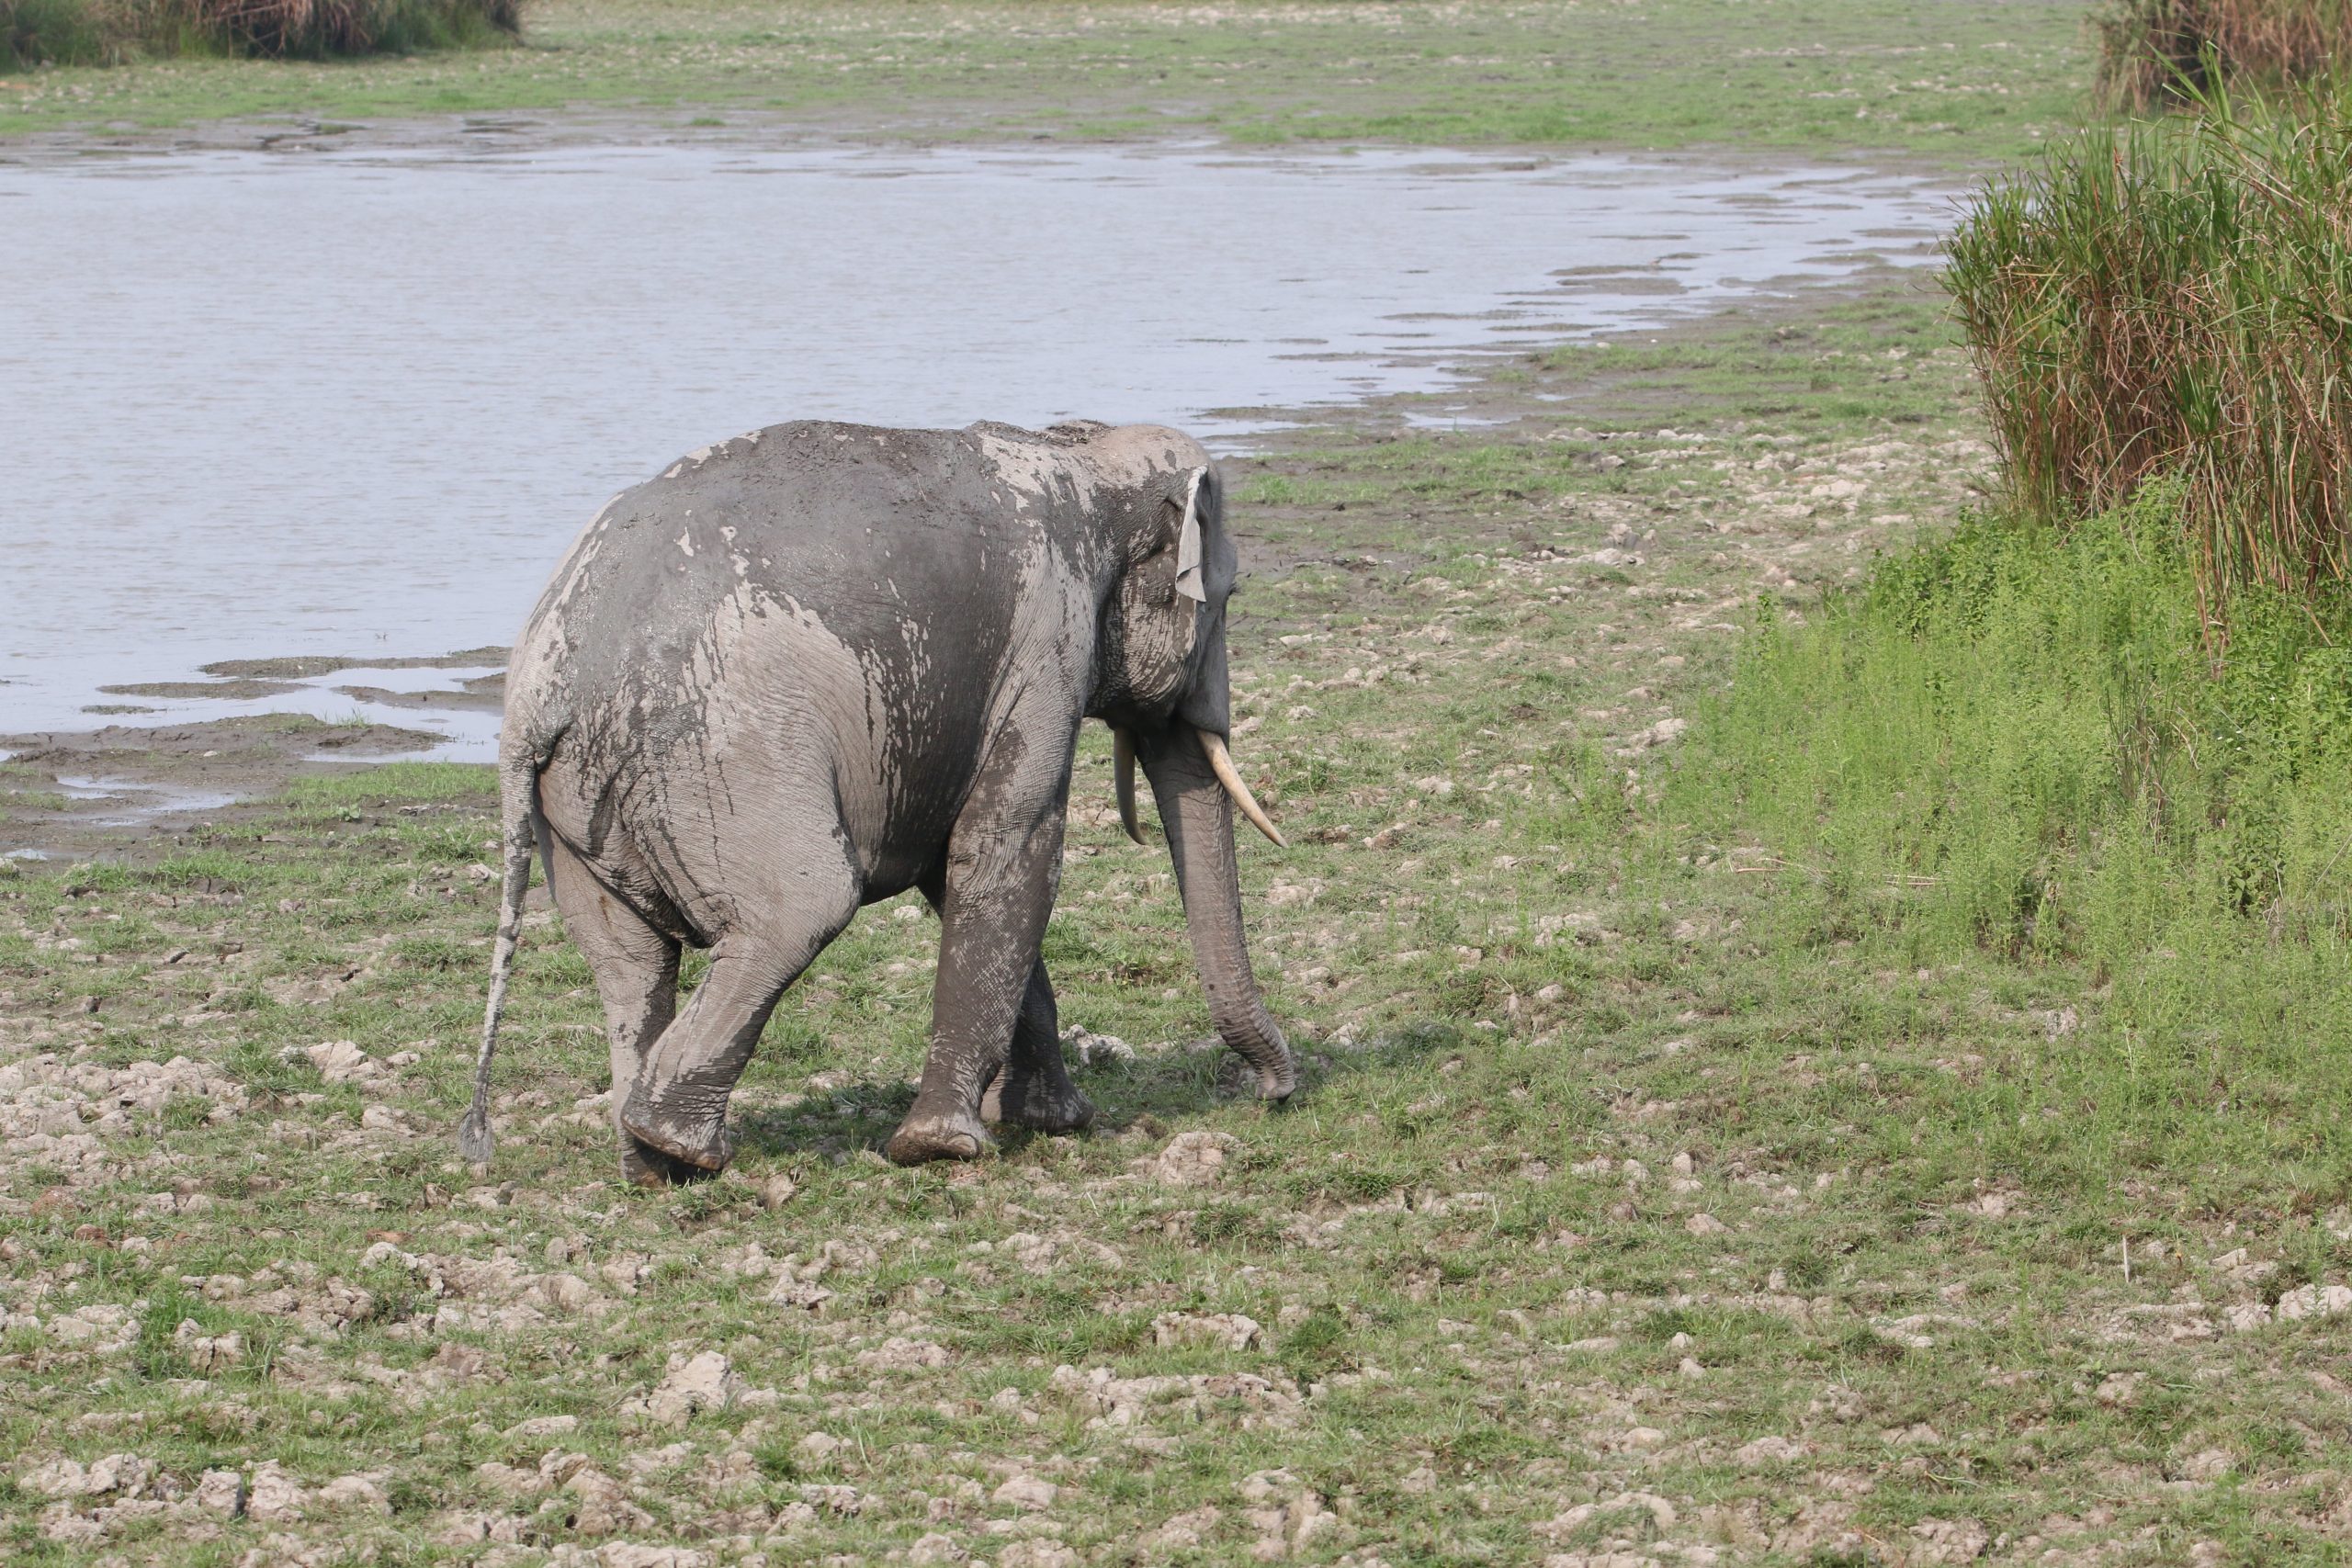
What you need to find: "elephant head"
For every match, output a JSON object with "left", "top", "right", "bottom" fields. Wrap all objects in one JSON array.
[{"left": 1091, "top": 456, "right": 1298, "bottom": 1102}]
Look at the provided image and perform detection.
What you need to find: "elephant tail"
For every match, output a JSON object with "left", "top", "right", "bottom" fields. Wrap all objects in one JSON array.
[{"left": 458, "top": 750, "right": 545, "bottom": 1165}]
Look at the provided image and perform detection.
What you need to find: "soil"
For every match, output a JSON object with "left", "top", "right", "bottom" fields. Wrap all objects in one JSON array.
[{"left": 0, "top": 716, "right": 443, "bottom": 864}]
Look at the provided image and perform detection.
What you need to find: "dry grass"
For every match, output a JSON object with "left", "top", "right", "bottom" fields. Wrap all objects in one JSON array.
[
  {"left": 1944, "top": 92, "right": 2352, "bottom": 612},
  {"left": 2096, "top": 0, "right": 2352, "bottom": 107}
]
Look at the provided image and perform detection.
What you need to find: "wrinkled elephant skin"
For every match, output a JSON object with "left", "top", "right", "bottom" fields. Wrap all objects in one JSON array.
[{"left": 459, "top": 420, "right": 1296, "bottom": 1180}]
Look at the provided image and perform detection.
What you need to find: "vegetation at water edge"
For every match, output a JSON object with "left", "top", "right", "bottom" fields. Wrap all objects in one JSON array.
[
  {"left": 2096, "top": 0, "right": 2352, "bottom": 107},
  {"left": 1, "top": 0, "right": 522, "bottom": 69},
  {"left": 1945, "top": 90, "right": 2352, "bottom": 609}
]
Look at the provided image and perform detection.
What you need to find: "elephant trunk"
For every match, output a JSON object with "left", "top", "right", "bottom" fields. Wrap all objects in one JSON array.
[{"left": 1141, "top": 726, "right": 1298, "bottom": 1101}]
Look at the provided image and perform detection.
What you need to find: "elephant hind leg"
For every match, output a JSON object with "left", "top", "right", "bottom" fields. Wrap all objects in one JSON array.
[
  {"left": 621, "top": 871, "right": 859, "bottom": 1174},
  {"left": 542, "top": 833, "right": 697, "bottom": 1187}
]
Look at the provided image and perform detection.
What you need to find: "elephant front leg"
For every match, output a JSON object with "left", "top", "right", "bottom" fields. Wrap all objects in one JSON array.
[
  {"left": 888, "top": 809, "right": 1068, "bottom": 1165},
  {"left": 978, "top": 959, "right": 1096, "bottom": 1134}
]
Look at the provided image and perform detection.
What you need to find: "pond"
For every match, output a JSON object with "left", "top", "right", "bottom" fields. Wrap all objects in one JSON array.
[{"left": 0, "top": 141, "right": 1954, "bottom": 751}]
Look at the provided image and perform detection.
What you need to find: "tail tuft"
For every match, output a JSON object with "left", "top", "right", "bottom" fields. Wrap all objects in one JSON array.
[{"left": 457, "top": 1103, "right": 495, "bottom": 1165}]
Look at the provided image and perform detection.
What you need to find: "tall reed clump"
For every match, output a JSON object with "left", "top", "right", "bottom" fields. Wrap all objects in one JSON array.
[
  {"left": 0, "top": 0, "right": 520, "bottom": 68},
  {"left": 1680, "top": 488, "right": 2352, "bottom": 1170},
  {"left": 2096, "top": 0, "right": 2352, "bottom": 107},
  {"left": 1944, "top": 95, "right": 2352, "bottom": 613}
]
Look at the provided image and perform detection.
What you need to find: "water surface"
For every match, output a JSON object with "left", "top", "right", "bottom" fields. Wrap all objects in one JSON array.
[{"left": 0, "top": 141, "right": 1953, "bottom": 746}]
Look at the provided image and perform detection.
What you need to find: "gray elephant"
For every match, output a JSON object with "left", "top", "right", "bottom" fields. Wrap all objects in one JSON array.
[{"left": 459, "top": 419, "right": 1296, "bottom": 1180}]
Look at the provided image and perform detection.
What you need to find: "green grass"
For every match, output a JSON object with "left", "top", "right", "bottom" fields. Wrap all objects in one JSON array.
[
  {"left": 0, "top": 0, "right": 2098, "bottom": 163},
  {"left": 1678, "top": 483, "right": 2352, "bottom": 1190},
  {"left": 1946, "top": 87, "right": 2352, "bottom": 605},
  {"left": 6, "top": 297, "right": 2347, "bottom": 1562}
]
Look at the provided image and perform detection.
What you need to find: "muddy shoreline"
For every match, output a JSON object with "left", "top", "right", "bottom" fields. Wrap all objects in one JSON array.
[{"left": 0, "top": 104, "right": 1983, "bottom": 183}]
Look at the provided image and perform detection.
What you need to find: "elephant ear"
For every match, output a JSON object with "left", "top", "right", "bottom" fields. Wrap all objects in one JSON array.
[{"left": 1174, "top": 467, "right": 1209, "bottom": 604}]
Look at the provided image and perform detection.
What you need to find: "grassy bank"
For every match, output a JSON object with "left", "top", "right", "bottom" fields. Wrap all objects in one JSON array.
[
  {"left": 0, "top": 0, "right": 2095, "bottom": 162},
  {"left": 0, "top": 0, "right": 521, "bottom": 70},
  {"left": 6, "top": 296, "right": 2349, "bottom": 1563},
  {"left": 1682, "top": 488, "right": 2352, "bottom": 1196}
]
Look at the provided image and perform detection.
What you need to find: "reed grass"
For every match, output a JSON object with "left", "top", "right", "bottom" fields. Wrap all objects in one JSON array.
[
  {"left": 2096, "top": 0, "right": 2352, "bottom": 107},
  {"left": 0, "top": 0, "right": 519, "bottom": 67},
  {"left": 1944, "top": 92, "right": 2352, "bottom": 612}
]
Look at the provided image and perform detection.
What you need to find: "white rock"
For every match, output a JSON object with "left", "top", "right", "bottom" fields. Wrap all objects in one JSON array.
[
  {"left": 992, "top": 1473, "right": 1058, "bottom": 1512},
  {"left": 2222, "top": 1301, "right": 2273, "bottom": 1333},
  {"left": 1148, "top": 1130, "right": 1238, "bottom": 1188},
  {"left": 194, "top": 1469, "right": 244, "bottom": 1516},
  {"left": 245, "top": 1461, "right": 306, "bottom": 1522},
  {"left": 1736, "top": 1436, "right": 1812, "bottom": 1467},
  {"left": 1151, "top": 1312, "right": 1263, "bottom": 1351},
  {"left": 305, "top": 1040, "right": 376, "bottom": 1082},
  {"left": 641, "top": 1350, "right": 738, "bottom": 1425},
  {"left": 999, "top": 1542, "right": 1081, "bottom": 1568},
  {"left": 2277, "top": 1283, "right": 2352, "bottom": 1321},
  {"left": 318, "top": 1474, "right": 391, "bottom": 1514}
]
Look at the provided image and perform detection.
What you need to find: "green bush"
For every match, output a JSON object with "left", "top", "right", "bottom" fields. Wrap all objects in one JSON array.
[
  {"left": 0, "top": 0, "right": 521, "bottom": 68},
  {"left": 1945, "top": 94, "right": 2352, "bottom": 608},
  {"left": 2, "top": 0, "right": 106, "bottom": 67},
  {"left": 1683, "top": 484, "right": 2352, "bottom": 1166}
]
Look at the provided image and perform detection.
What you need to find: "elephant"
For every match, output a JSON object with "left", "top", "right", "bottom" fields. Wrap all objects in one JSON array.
[{"left": 458, "top": 418, "right": 1297, "bottom": 1181}]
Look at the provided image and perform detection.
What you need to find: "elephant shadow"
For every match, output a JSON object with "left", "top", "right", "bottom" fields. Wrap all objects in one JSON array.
[{"left": 720, "top": 1019, "right": 1465, "bottom": 1166}]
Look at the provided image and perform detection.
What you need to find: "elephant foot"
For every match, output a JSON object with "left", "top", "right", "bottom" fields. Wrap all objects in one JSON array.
[
  {"left": 618, "top": 1084, "right": 733, "bottom": 1174},
  {"left": 617, "top": 1132, "right": 718, "bottom": 1190},
  {"left": 884, "top": 1108, "right": 998, "bottom": 1166},
  {"left": 980, "top": 1065, "right": 1096, "bottom": 1134}
]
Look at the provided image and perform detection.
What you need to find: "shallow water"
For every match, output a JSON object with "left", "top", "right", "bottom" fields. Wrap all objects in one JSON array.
[{"left": 0, "top": 141, "right": 1953, "bottom": 746}]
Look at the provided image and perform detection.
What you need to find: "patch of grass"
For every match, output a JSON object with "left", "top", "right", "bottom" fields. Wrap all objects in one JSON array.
[
  {"left": 1680, "top": 482, "right": 2352, "bottom": 1183},
  {"left": 0, "top": 0, "right": 2095, "bottom": 164},
  {"left": 1946, "top": 90, "right": 2352, "bottom": 605}
]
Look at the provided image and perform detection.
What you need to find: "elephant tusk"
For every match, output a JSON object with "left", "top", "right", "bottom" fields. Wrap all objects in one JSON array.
[
  {"left": 1113, "top": 728, "right": 1148, "bottom": 845},
  {"left": 1198, "top": 728, "right": 1288, "bottom": 849}
]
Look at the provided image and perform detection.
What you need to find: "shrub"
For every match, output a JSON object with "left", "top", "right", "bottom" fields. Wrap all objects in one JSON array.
[
  {"left": 2095, "top": 0, "right": 2352, "bottom": 108},
  {"left": 1944, "top": 95, "right": 2352, "bottom": 609},
  {"left": 0, "top": 0, "right": 521, "bottom": 68},
  {"left": 2, "top": 0, "right": 107, "bottom": 67},
  {"left": 188, "top": 0, "right": 521, "bottom": 59}
]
